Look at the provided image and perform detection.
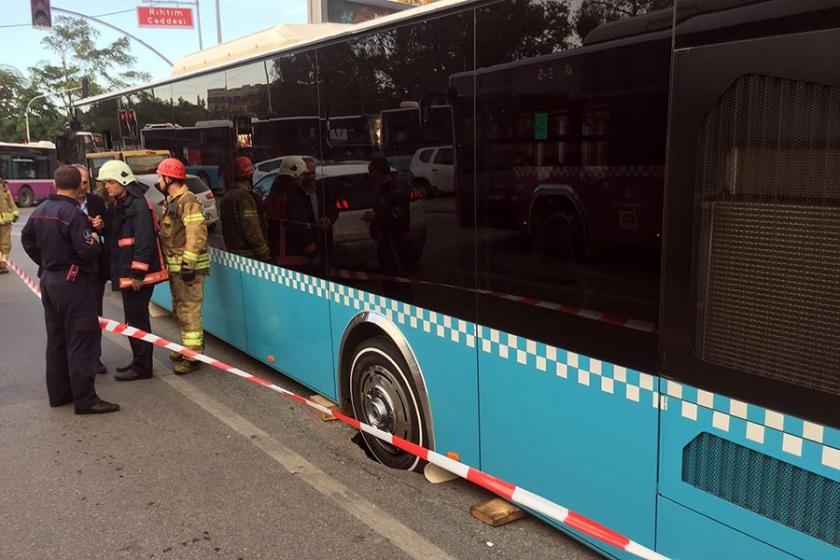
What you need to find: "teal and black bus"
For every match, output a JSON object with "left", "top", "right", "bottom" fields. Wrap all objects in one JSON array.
[{"left": 75, "top": 1, "right": 840, "bottom": 558}]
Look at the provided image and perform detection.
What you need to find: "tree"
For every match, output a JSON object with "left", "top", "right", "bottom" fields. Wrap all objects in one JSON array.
[
  {"left": 0, "top": 66, "right": 63, "bottom": 142},
  {"left": 573, "top": 0, "right": 673, "bottom": 41},
  {"left": 30, "top": 15, "right": 151, "bottom": 120}
]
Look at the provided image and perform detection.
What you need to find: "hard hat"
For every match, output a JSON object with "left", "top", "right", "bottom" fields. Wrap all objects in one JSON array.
[
  {"left": 278, "top": 156, "right": 308, "bottom": 178},
  {"left": 156, "top": 158, "right": 187, "bottom": 180},
  {"left": 96, "top": 160, "right": 135, "bottom": 186},
  {"left": 232, "top": 156, "right": 254, "bottom": 177}
]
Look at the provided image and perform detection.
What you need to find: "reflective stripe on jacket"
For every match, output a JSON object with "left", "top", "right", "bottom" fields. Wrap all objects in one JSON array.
[{"left": 159, "top": 184, "right": 210, "bottom": 274}]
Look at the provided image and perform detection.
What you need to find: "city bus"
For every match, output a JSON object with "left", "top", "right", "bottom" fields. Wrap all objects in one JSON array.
[
  {"left": 0, "top": 141, "right": 58, "bottom": 207},
  {"left": 141, "top": 121, "right": 236, "bottom": 193},
  {"left": 73, "top": 1, "right": 840, "bottom": 559}
]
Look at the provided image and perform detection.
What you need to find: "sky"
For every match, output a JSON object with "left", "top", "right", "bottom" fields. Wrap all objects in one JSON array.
[{"left": 1, "top": 0, "right": 308, "bottom": 84}]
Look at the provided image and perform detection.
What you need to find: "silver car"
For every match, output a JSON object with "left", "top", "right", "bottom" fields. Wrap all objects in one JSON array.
[{"left": 136, "top": 174, "right": 220, "bottom": 231}]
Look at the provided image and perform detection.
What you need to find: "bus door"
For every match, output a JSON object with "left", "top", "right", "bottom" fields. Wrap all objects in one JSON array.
[{"left": 658, "top": 3, "right": 840, "bottom": 559}]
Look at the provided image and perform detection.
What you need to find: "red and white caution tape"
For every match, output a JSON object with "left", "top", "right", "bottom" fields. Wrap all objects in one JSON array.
[
  {"left": 332, "top": 268, "right": 658, "bottom": 334},
  {"left": 1, "top": 251, "right": 668, "bottom": 560}
]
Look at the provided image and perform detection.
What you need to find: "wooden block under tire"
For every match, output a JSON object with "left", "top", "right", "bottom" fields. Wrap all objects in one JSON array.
[
  {"left": 470, "top": 498, "right": 527, "bottom": 527},
  {"left": 309, "top": 394, "right": 340, "bottom": 421},
  {"left": 148, "top": 303, "right": 170, "bottom": 318}
]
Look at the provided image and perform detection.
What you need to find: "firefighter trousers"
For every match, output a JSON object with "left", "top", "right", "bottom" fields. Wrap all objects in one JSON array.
[
  {"left": 170, "top": 274, "right": 205, "bottom": 357},
  {"left": 121, "top": 286, "right": 155, "bottom": 375},
  {"left": 41, "top": 270, "right": 99, "bottom": 408},
  {"left": 0, "top": 224, "right": 11, "bottom": 270}
]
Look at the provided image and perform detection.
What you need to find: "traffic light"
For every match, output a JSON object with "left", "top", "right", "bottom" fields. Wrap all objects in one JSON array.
[
  {"left": 118, "top": 108, "right": 139, "bottom": 140},
  {"left": 31, "top": 0, "right": 52, "bottom": 29}
]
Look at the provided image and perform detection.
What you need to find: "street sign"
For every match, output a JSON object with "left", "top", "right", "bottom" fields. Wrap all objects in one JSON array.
[{"left": 137, "top": 6, "right": 194, "bottom": 29}]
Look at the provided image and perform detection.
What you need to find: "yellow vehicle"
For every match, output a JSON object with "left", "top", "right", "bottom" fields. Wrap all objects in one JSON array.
[{"left": 87, "top": 149, "right": 170, "bottom": 183}]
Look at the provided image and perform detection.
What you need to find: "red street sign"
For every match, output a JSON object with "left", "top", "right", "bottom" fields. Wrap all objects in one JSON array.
[{"left": 137, "top": 6, "right": 194, "bottom": 29}]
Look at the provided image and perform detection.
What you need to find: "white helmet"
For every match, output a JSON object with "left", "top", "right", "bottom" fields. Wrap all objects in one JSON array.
[
  {"left": 96, "top": 160, "right": 135, "bottom": 186},
  {"left": 278, "top": 156, "right": 308, "bottom": 178}
]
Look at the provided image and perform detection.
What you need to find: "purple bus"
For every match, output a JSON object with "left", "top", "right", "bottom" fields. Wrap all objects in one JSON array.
[{"left": 0, "top": 141, "right": 58, "bottom": 207}]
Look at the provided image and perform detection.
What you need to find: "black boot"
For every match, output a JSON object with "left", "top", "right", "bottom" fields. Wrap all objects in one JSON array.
[
  {"left": 114, "top": 368, "right": 153, "bottom": 381},
  {"left": 75, "top": 399, "right": 120, "bottom": 415},
  {"left": 96, "top": 361, "right": 107, "bottom": 375}
]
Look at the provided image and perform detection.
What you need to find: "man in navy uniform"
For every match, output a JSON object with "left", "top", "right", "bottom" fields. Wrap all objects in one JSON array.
[{"left": 21, "top": 165, "right": 120, "bottom": 414}]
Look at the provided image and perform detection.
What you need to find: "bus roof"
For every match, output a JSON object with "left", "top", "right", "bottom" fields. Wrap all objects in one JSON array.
[
  {"left": 87, "top": 149, "right": 169, "bottom": 160},
  {"left": 0, "top": 141, "right": 56, "bottom": 150},
  {"left": 74, "top": 0, "right": 479, "bottom": 108}
]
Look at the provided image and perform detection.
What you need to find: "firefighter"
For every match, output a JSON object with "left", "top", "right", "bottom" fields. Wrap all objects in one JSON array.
[
  {"left": 0, "top": 176, "right": 19, "bottom": 273},
  {"left": 97, "top": 160, "right": 168, "bottom": 381},
  {"left": 281, "top": 157, "right": 328, "bottom": 271},
  {"left": 156, "top": 158, "right": 209, "bottom": 375},
  {"left": 220, "top": 156, "right": 271, "bottom": 261},
  {"left": 20, "top": 165, "right": 119, "bottom": 414}
]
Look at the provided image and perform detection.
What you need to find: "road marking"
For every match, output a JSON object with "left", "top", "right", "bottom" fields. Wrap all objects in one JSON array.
[{"left": 103, "top": 334, "right": 456, "bottom": 560}]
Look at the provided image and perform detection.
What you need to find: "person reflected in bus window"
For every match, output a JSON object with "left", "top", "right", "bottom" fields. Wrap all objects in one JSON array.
[
  {"left": 281, "top": 157, "right": 327, "bottom": 273},
  {"left": 72, "top": 164, "right": 108, "bottom": 375},
  {"left": 265, "top": 171, "right": 293, "bottom": 264},
  {"left": 219, "top": 156, "right": 271, "bottom": 262},
  {"left": 0, "top": 177, "right": 19, "bottom": 274},
  {"left": 364, "top": 157, "right": 411, "bottom": 277}
]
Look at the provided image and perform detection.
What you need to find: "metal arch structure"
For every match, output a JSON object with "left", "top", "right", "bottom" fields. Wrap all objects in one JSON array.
[{"left": 52, "top": 7, "right": 174, "bottom": 67}]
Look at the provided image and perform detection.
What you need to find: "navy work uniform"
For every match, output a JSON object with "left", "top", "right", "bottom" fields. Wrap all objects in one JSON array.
[{"left": 21, "top": 194, "right": 103, "bottom": 408}]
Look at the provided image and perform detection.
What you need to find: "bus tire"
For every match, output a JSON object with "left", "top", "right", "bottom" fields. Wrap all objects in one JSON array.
[
  {"left": 17, "top": 186, "right": 34, "bottom": 208},
  {"left": 534, "top": 208, "right": 585, "bottom": 261},
  {"left": 349, "top": 336, "right": 427, "bottom": 472}
]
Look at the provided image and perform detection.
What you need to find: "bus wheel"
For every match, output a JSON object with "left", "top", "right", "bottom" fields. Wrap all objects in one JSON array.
[
  {"left": 535, "top": 209, "right": 584, "bottom": 261},
  {"left": 349, "top": 336, "right": 427, "bottom": 471},
  {"left": 17, "top": 186, "right": 34, "bottom": 208}
]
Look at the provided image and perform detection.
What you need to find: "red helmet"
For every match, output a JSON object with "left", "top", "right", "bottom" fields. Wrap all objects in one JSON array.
[
  {"left": 233, "top": 156, "right": 255, "bottom": 178},
  {"left": 156, "top": 158, "right": 187, "bottom": 180}
]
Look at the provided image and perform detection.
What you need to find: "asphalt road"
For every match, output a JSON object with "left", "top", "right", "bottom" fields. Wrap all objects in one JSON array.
[{"left": 0, "top": 207, "right": 603, "bottom": 560}]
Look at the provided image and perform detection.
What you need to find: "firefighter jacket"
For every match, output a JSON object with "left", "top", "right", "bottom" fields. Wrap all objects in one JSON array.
[
  {"left": 219, "top": 179, "right": 270, "bottom": 261},
  {"left": 159, "top": 184, "right": 210, "bottom": 274},
  {"left": 0, "top": 180, "right": 19, "bottom": 225},
  {"left": 106, "top": 182, "right": 168, "bottom": 290}
]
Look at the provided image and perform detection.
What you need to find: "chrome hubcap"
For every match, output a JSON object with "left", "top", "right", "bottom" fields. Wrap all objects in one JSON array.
[{"left": 359, "top": 365, "right": 411, "bottom": 451}]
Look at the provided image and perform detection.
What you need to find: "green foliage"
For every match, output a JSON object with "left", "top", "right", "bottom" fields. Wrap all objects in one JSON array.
[{"left": 1, "top": 15, "right": 152, "bottom": 143}]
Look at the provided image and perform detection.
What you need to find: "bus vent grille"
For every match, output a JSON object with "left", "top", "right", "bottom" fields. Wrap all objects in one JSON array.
[
  {"left": 682, "top": 432, "right": 840, "bottom": 547},
  {"left": 694, "top": 74, "right": 840, "bottom": 396}
]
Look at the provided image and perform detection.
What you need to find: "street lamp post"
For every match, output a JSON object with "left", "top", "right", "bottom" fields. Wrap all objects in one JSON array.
[
  {"left": 25, "top": 86, "right": 82, "bottom": 143},
  {"left": 215, "top": 0, "right": 222, "bottom": 43}
]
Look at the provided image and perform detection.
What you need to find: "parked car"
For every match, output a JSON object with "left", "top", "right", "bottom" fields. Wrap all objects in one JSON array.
[
  {"left": 253, "top": 162, "right": 426, "bottom": 264},
  {"left": 136, "top": 174, "right": 220, "bottom": 231},
  {"left": 409, "top": 145, "right": 454, "bottom": 194},
  {"left": 253, "top": 155, "right": 318, "bottom": 185}
]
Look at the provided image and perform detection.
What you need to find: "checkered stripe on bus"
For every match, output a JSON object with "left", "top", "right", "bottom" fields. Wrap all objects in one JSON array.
[
  {"left": 210, "top": 248, "right": 840, "bottom": 473},
  {"left": 662, "top": 380, "right": 840, "bottom": 472}
]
